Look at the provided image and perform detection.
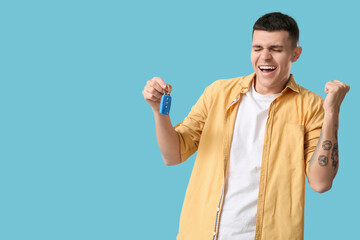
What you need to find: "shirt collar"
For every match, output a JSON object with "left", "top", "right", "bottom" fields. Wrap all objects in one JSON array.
[{"left": 238, "top": 73, "right": 300, "bottom": 94}]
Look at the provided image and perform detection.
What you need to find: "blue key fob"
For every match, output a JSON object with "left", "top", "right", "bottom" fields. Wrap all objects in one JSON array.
[{"left": 159, "top": 94, "right": 171, "bottom": 115}]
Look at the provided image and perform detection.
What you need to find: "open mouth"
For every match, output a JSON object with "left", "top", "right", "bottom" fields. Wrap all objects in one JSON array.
[{"left": 258, "top": 65, "right": 277, "bottom": 73}]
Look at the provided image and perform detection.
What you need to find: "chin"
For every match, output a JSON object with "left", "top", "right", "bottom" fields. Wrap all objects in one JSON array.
[{"left": 256, "top": 71, "right": 277, "bottom": 81}]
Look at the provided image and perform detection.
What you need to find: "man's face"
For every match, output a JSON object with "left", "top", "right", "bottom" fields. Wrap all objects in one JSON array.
[{"left": 251, "top": 30, "right": 301, "bottom": 94}]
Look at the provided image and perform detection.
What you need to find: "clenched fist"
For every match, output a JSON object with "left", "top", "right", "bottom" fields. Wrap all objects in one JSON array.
[
  {"left": 323, "top": 80, "right": 350, "bottom": 114},
  {"left": 143, "top": 77, "right": 172, "bottom": 112}
]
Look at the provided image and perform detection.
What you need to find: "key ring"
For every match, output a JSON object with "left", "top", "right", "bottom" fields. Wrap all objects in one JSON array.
[{"left": 163, "top": 84, "right": 172, "bottom": 95}]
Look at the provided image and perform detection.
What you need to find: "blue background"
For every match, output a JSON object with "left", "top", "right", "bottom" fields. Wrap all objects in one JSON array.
[{"left": 1, "top": 0, "right": 359, "bottom": 239}]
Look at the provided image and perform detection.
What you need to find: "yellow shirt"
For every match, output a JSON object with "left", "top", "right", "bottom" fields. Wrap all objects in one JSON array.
[{"left": 174, "top": 73, "right": 324, "bottom": 240}]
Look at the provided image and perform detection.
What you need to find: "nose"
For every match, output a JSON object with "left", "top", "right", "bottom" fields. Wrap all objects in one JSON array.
[{"left": 260, "top": 49, "right": 272, "bottom": 61}]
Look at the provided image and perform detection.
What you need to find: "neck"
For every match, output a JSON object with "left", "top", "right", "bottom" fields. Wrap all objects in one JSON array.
[{"left": 253, "top": 75, "right": 290, "bottom": 95}]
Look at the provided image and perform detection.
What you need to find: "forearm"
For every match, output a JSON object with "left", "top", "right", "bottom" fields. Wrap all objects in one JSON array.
[
  {"left": 308, "top": 112, "right": 339, "bottom": 192},
  {"left": 153, "top": 110, "right": 181, "bottom": 166}
]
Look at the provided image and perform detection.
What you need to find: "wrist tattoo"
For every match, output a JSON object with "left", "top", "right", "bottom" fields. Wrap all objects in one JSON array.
[
  {"left": 318, "top": 155, "right": 328, "bottom": 166},
  {"left": 322, "top": 140, "right": 332, "bottom": 150}
]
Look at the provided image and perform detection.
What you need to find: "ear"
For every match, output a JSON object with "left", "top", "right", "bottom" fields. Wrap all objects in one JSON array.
[{"left": 292, "top": 46, "right": 302, "bottom": 63}]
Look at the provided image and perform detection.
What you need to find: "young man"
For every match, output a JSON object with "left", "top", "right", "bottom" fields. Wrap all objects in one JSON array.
[{"left": 142, "top": 12, "right": 350, "bottom": 240}]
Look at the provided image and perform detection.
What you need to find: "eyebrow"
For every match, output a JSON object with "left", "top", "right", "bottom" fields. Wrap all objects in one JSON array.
[{"left": 252, "top": 45, "right": 284, "bottom": 49}]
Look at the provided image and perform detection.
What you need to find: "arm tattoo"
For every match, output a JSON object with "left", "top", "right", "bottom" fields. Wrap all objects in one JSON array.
[
  {"left": 308, "top": 131, "right": 323, "bottom": 171},
  {"left": 334, "top": 123, "right": 338, "bottom": 140},
  {"left": 322, "top": 140, "right": 332, "bottom": 150},
  {"left": 318, "top": 155, "right": 328, "bottom": 166},
  {"left": 331, "top": 143, "right": 339, "bottom": 169}
]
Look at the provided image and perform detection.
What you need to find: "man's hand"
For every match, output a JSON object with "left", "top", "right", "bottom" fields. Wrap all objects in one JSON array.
[
  {"left": 143, "top": 77, "right": 172, "bottom": 112},
  {"left": 323, "top": 80, "right": 350, "bottom": 114}
]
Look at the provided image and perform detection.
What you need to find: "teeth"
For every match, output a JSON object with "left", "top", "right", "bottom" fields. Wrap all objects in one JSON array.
[{"left": 259, "top": 66, "right": 276, "bottom": 70}]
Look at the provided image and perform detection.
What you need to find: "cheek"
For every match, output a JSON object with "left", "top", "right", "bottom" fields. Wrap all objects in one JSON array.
[
  {"left": 250, "top": 53, "right": 257, "bottom": 66},
  {"left": 280, "top": 59, "right": 292, "bottom": 71},
  {"left": 278, "top": 54, "right": 293, "bottom": 67}
]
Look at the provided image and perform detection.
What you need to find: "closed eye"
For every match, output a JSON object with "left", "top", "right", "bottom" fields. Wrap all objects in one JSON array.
[{"left": 270, "top": 46, "right": 283, "bottom": 52}]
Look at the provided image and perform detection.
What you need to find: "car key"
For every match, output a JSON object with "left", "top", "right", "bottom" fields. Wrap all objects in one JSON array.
[{"left": 159, "top": 85, "right": 171, "bottom": 115}]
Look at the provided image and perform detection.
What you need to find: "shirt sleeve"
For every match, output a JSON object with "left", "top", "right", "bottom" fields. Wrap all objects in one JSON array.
[
  {"left": 174, "top": 85, "right": 214, "bottom": 163},
  {"left": 304, "top": 97, "right": 325, "bottom": 177}
]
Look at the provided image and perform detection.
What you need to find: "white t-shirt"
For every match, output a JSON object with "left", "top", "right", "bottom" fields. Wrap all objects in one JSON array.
[{"left": 218, "top": 81, "right": 280, "bottom": 240}]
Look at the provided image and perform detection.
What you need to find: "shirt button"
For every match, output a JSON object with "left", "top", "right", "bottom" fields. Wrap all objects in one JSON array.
[
  {"left": 213, "top": 232, "right": 216, "bottom": 235},
  {"left": 217, "top": 207, "right": 220, "bottom": 211}
]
